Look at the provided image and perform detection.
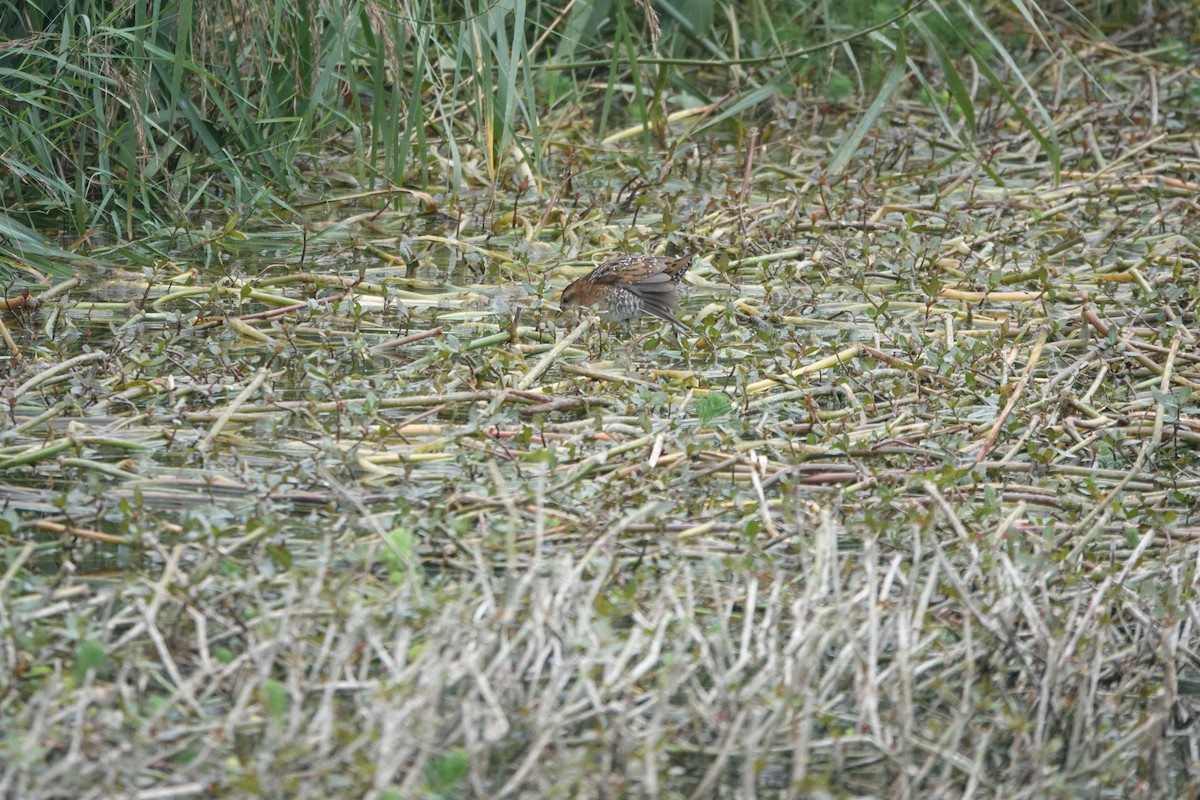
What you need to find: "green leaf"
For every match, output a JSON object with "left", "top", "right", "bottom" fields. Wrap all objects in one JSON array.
[
  {"left": 827, "top": 73, "right": 853, "bottom": 102},
  {"left": 74, "top": 639, "right": 108, "bottom": 682},
  {"left": 694, "top": 393, "right": 732, "bottom": 427},
  {"left": 260, "top": 679, "right": 288, "bottom": 719},
  {"left": 426, "top": 748, "right": 469, "bottom": 794},
  {"left": 265, "top": 542, "right": 292, "bottom": 570},
  {"left": 382, "top": 528, "right": 418, "bottom": 584}
]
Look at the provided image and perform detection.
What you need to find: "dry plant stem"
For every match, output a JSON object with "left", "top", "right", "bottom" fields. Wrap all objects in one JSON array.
[
  {"left": 198, "top": 367, "right": 271, "bottom": 451},
  {"left": 0, "top": 543, "right": 33, "bottom": 592},
  {"left": 32, "top": 276, "right": 82, "bottom": 305},
  {"left": 974, "top": 326, "right": 1050, "bottom": 465},
  {"left": 745, "top": 345, "right": 861, "bottom": 394},
  {"left": 739, "top": 127, "right": 758, "bottom": 216},
  {"left": 33, "top": 519, "right": 125, "bottom": 545},
  {"left": 860, "top": 344, "right": 953, "bottom": 387},
  {"left": 688, "top": 707, "right": 751, "bottom": 800},
  {"left": 58, "top": 457, "right": 139, "bottom": 481},
  {"left": 532, "top": 166, "right": 578, "bottom": 239},
  {"left": 939, "top": 288, "right": 1047, "bottom": 302},
  {"left": 518, "top": 316, "right": 592, "bottom": 390},
  {"left": 10, "top": 351, "right": 105, "bottom": 400},
  {"left": 229, "top": 317, "right": 275, "bottom": 343},
  {"left": 1064, "top": 335, "right": 1179, "bottom": 555},
  {"left": 550, "top": 433, "right": 657, "bottom": 493},
  {"left": 0, "top": 545, "right": 30, "bottom": 675},
  {"left": 318, "top": 466, "right": 412, "bottom": 568},
  {"left": 747, "top": 450, "right": 779, "bottom": 537},
  {"left": 1044, "top": 527, "right": 1163, "bottom": 766},
  {"left": 925, "top": 487, "right": 1040, "bottom": 682},
  {"left": 179, "top": 390, "right": 539, "bottom": 420},
  {"left": 1083, "top": 307, "right": 1200, "bottom": 390},
  {"left": 0, "top": 439, "right": 71, "bottom": 469},
  {"left": 136, "top": 547, "right": 204, "bottom": 715},
  {"left": 235, "top": 291, "right": 350, "bottom": 322},
  {"left": 519, "top": 397, "right": 594, "bottom": 415},
  {"left": 369, "top": 326, "right": 444, "bottom": 351},
  {"left": 528, "top": 0, "right": 581, "bottom": 56},
  {"left": 0, "top": 317, "right": 20, "bottom": 361},
  {"left": 557, "top": 361, "right": 658, "bottom": 388}
]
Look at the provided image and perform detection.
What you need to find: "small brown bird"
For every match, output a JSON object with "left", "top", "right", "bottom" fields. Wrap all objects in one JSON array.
[{"left": 560, "top": 253, "right": 693, "bottom": 333}]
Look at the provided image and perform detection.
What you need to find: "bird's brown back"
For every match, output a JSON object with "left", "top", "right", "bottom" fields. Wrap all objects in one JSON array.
[
  {"left": 584, "top": 253, "right": 692, "bottom": 288},
  {"left": 560, "top": 253, "right": 693, "bottom": 332}
]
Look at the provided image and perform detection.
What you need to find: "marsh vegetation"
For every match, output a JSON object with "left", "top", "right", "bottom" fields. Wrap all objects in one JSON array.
[{"left": 2, "top": 1, "right": 1199, "bottom": 797}]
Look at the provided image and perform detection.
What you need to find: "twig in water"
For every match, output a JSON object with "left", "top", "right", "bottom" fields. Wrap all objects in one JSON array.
[{"left": 198, "top": 367, "right": 271, "bottom": 451}]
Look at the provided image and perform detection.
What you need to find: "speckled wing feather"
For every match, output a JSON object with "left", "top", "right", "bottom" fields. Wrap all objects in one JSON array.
[
  {"left": 625, "top": 256, "right": 691, "bottom": 331},
  {"left": 559, "top": 253, "right": 694, "bottom": 332},
  {"left": 637, "top": 293, "right": 690, "bottom": 332},
  {"left": 591, "top": 254, "right": 691, "bottom": 286}
]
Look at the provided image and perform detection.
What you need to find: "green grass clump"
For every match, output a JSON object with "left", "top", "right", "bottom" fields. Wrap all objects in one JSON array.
[{"left": 0, "top": 0, "right": 1085, "bottom": 241}]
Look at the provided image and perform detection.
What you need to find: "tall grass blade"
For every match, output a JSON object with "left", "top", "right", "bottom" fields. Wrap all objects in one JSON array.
[
  {"left": 826, "top": 35, "right": 906, "bottom": 177},
  {"left": 948, "top": 0, "right": 1061, "bottom": 178},
  {"left": 0, "top": 213, "right": 88, "bottom": 281},
  {"left": 911, "top": 14, "right": 975, "bottom": 134}
]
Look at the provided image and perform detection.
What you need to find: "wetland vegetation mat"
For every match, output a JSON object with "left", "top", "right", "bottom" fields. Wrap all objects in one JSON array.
[{"left": 3, "top": 1, "right": 1200, "bottom": 798}]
